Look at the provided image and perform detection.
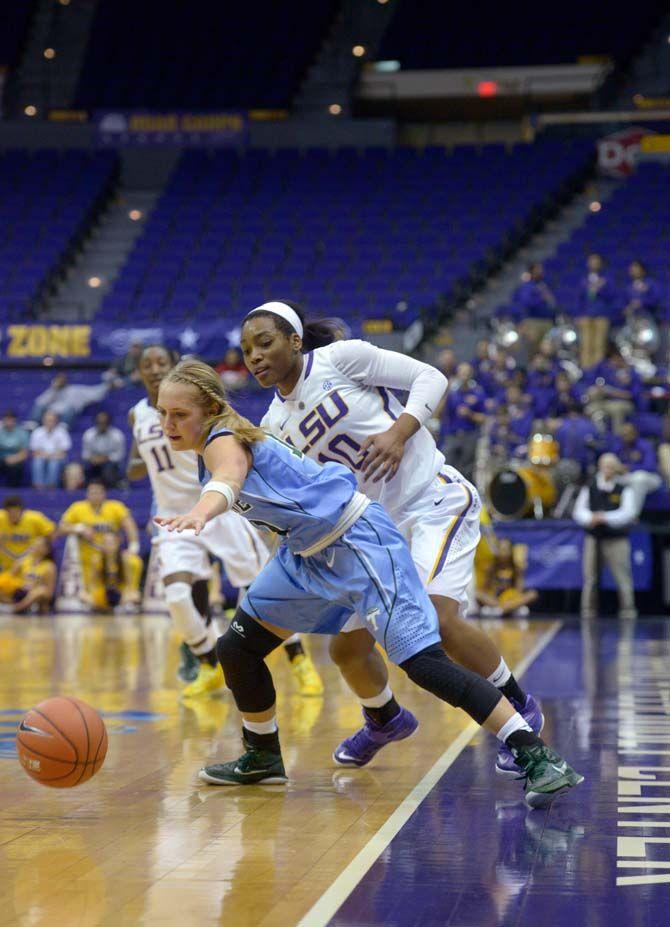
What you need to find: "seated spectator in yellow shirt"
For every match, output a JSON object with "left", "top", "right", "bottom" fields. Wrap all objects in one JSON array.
[
  {"left": 477, "top": 538, "right": 538, "bottom": 617},
  {"left": 0, "top": 495, "right": 56, "bottom": 573},
  {"left": 58, "top": 480, "right": 142, "bottom": 612},
  {"left": 0, "top": 536, "right": 56, "bottom": 614}
]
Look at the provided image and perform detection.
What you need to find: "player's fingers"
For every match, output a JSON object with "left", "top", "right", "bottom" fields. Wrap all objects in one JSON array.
[
  {"left": 360, "top": 445, "right": 382, "bottom": 473},
  {"left": 372, "top": 456, "right": 395, "bottom": 483},
  {"left": 359, "top": 435, "right": 376, "bottom": 453},
  {"left": 363, "top": 452, "right": 387, "bottom": 480}
]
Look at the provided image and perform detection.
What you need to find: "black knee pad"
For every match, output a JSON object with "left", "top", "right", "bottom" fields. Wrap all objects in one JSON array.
[
  {"left": 216, "top": 609, "right": 284, "bottom": 713},
  {"left": 401, "top": 645, "right": 502, "bottom": 725},
  {"left": 191, "top": 579, "right": 210, "bottom": 622}
]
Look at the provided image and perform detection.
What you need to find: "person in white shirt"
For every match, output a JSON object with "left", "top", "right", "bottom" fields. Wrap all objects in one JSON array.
[
  {"left": 573, "top": 453, "right": 637, "bottom": 620},
  {"left": 127, "top": 344, "right": 323, "bottom": 699},
  {"left": 82, "top": 411, "right": 127, "bottom": 487},
  {"left": 29, "top": 411, "right": 71, "bottom": 489},
  {"left": 241, "top": 300, "right": 544, "bottom": 777},
  {"left": 29, "top": 372, "right": 119, "bottom": 427}
]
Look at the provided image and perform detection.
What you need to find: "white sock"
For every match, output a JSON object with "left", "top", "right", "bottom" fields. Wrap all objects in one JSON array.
[
  {"left": 360, "top": 684, "right": 393, "bottom": 709},
  {"left": 243, "top": 717, "right": 278, "bottom": 735},
  {"left": 283, "top": 634, "right": 301, "bottom": 646},
  {"left": 496, "top": 712, "right": 532, "bottom": 744},
  {"left": 487, "top": 657, "right": 512, "bottom": 689}
]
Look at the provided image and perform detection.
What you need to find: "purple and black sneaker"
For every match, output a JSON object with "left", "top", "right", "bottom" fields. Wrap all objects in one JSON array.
[
  {"left": 495, "top": 693, "right": 545, "bottom": 779},
  {"left": 333, "top": 706, "right": 419, "bottom": 768}
]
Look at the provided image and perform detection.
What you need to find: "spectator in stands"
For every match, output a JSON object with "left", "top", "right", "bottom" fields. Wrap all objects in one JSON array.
[
  {"left": 624, "top": 260, "right": 661, "bottom": 320},
  {"left": 58, "top": 480, "right": 142, "bottom": 612},
  {"left": 549, "top": 399, "right": 599, "bottom": 476},
  {"left": 28, "top": 372, "right": 118, "bottom": 428},
  {"left": 63, "top": 461, "right": 86, "bottom": 491},
  {"left": 0, "top": 495, "right": 55, "bottom": 574},
  {"left": 437, "top": 348, "right": 458, "bottom": 382},
  {"left": 0, "top": 536, "right": 56, "bottom": 615},
  {"left": 547, "top": 371, "right": 581, "bottom": 419},
  {"left": 582, "top": 343, "right": 642, "bottom": 430},
  {"left": 527, "top": 348, "right": 561, "bottom": 419},
  {"left": 81, "top": 411, "right": 126, "bottom": 488},
  {"left": 440, "top": 362, "right": 486, "bottom": 480},
  {"left": 215, "top": 347, "right": 250, "bottom": 391},
  {"left": 573, "top": 452, "right": 637, "bottom": 620},
  {"left": 576, "top": 253, "right": 618, "bottom": 368},
  {"left": 0, "top": 412, "right": 29, "bottom": 487},
  {"left": 484, "top": 349, "right": 518, "bottom": 406},
  {"left": 514, "top": 263, "right": 557, "bottom": 352},
  {"left": 608, "top": 421, "right": 662, "bottom": 516},
  {"left": 110, "top": 340, "right": 144, "bottom": 385},
  {"left": 29, "top": 411, "right": 71, "bottom": 490}
]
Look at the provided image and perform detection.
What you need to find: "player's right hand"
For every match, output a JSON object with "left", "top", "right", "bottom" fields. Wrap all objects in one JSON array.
[{"left": 154, "top": 514, "right": 206, "bottom": 535}]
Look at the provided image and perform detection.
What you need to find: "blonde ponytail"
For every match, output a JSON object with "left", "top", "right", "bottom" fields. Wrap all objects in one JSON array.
[{"left": 163, "top": 359, "right": 266, "bottom": 447}]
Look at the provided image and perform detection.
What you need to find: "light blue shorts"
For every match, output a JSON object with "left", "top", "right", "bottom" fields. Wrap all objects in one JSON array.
[{"left": 241, "top": 502, "right": 441, "bottom": 666}]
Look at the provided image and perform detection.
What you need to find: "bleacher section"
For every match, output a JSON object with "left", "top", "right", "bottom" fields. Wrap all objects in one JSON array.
[
  {"left": 378, "top": 1, "right": 663, "bottom": 69},
  {"left": 0, "top": 150, "right": 117, "bottom": 318},
  {"left": 99, "top": 140, "right": 594, "bottom": 333},
  {"left": 544, "top": 161, "right": 670, "bottom": 316},
  {"left": 75, "top": 0, "right": 338, "bottom": 109}
]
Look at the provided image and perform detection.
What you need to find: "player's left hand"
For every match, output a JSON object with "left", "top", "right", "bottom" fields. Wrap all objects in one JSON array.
[
  {"left": 154, "top": 513, "right": 206, "bottom": 535},
  {"left": 360, "top": 429, "right": 406, "bottom": 483}
]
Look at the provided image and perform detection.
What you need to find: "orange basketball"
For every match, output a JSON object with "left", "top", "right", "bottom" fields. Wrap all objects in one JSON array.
[{"left": 16, "top": 696, "right": 108, "bottom": 788}]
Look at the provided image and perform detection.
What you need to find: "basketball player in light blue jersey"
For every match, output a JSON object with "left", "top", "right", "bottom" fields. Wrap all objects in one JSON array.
[
  {"left": 154, "top": 358, "right": 582, "bottom": 808},
  {"left": 240, "top": 300, "right": 544, "bottom": 778}
]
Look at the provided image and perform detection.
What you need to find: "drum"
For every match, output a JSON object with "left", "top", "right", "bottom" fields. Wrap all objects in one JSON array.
[{"left": 488, "top": 466, "right": 556, "bottom": 519}]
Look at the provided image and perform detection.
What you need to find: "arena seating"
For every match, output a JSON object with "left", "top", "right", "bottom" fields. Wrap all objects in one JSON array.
[
  {"left": 0, "top": 149, "right": 117, "bottom": 318},
  {"left": 544, "top": 161, "right": 670, "bottom": 315},
  {"left": 378, "top": 1, "right": 663, "bottom": 68},
  {"left": 98, "top": 139, "right": 593, "bottom": 333},
  {"left": 75, "top": 0, "right": 338, "bottom": 109}
]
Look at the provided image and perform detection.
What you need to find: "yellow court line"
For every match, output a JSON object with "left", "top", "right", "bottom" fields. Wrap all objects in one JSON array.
[{"left": 296, "top": 620, "right": 563, "bottom": 927}]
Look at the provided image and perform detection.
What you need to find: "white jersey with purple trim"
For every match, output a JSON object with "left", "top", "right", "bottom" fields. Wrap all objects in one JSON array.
[
  {"left": 260, "top": 340, "right": 481, "bottom": 609},
  {"left": 260, "top": 340, "right": 446, "bottom": 521},
  {"left": 132, "top": 397, "right": 204, "bottom": 517},
  {"left": 131, "top": 398, "right": 268, "bottom": 586}
]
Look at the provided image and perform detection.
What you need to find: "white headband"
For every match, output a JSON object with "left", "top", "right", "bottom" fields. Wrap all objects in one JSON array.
[{"left": 245, "top": 301, "right": 304, "bottom": 338}]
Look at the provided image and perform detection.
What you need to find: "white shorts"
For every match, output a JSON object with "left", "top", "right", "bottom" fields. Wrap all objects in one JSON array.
[
  {"left": 341, "top": 467, "right": 481, "bottom": 632},
  {"left": 157, "top": 509, "right": 269, "bottom": 587}
]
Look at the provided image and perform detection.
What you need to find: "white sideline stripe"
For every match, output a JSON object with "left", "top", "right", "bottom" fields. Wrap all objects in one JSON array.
[{"left": 296, "top": 620, "right": 562, "bottom": 927}]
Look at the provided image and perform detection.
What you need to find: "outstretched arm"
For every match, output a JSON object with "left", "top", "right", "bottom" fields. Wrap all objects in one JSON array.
[{"left": 154, "top": 434, "right": 250, "bottom": 535}]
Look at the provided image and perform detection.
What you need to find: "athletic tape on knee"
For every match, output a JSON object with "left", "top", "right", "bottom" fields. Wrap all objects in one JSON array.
[
  {"left": 401, "top": 645, "right": 502, "bottom": 725},
  {"left": 164, "top": 581, "right": 216, "bottom": 654},
  {"left": 216, "top": 610, "right": 284, "bottom": 713}
]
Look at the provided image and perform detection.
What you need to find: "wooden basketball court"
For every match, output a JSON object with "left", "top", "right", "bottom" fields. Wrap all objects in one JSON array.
[{"left": 0, "top": 613, "right": 559, "bottom": 926}]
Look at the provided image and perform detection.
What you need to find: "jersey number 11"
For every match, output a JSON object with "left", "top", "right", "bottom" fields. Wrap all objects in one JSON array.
[{"left": 150, "top": 445, "right": 175, "bottom": 473}]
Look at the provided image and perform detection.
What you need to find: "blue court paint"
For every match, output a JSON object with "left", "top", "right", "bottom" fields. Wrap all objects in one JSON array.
[
  {"left": 0, "top": 708, "right": 165, "bottom": 760},
  {"left": 326, "top": 621, "right": 670, "bottom": 927}
]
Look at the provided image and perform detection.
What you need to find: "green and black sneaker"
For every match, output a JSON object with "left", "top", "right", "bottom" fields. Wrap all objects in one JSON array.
[
  {"left": 513, "top": 744, "right": 584, "bottom": 809},
  {"left": 198, "top": 746, "right": 287, "bottom": 786},
  {"left": 177, "top": 642, "right": 200, "bottom": 684}
]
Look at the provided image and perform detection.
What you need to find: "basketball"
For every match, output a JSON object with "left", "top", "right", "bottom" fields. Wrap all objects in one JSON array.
[{"left": 15, "top": 696, "right": 108, "bottom": 788}]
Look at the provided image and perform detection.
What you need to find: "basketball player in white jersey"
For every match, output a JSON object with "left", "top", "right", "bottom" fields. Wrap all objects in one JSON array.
[
  {"left": 241, "top": 302, "right": 542, "bottom": 776},
  {"left": 127, "top": 345, "right": 324, "bottom": 698}
]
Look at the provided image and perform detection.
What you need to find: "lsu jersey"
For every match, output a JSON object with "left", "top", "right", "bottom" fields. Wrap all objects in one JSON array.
[
  {"left": 0, "top": 509, "right": 55, "bottom": 567},
  {"left": 131, "top": 397, "right": 203, "bottom": 517},
  {"left": 60, "top": 500, "right": 131, "bottom": 549},
  {"left": 261, "top": 340, "right": 446, "bottom": 519},
  {"left": 200, "top": 428, "right": 368, "bottom": 556}
]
